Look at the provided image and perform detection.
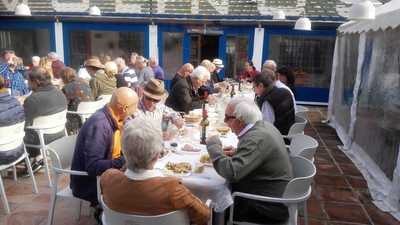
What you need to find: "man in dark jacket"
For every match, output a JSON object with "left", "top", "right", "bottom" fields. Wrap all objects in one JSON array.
[
  {"left": 70, "top": 87, "right": 138, "bottom": 205},
  {"left": 24, "top": 67, "right": 67, "bottom": 169},
  {"left": 0, "top": 76, "right": 25, "bottom": 165},
  {"left": 253, "top": 69, "right": 295, "bottom": 135}
]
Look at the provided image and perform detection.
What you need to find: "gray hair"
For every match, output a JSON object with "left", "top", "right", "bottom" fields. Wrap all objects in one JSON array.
[
  {"left": 200, "top": 59, "right": 215, "bottom": 72},
  {"left": 47, "top": 52, "right": 59, "bottom": 60},
  {"left": 122, "top": 117, "right": 163, "bottom": 172},
  {"left": 263, "top": 59, "right": 277, "bottom": 72},
  {"left": 190, "top": 65, "right": 210, "bottom": 81},
  {"left": 229, "top": 97, "right": 262, "bottom": 124},
  {"left": 114, "top": 57, "right": 126, "bottom": 66}
]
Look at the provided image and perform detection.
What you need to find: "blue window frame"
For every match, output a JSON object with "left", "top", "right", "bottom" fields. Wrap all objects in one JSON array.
[
  {"left": 63, "top": 22, "right": 148, "bottom": 67},
  {"left": 262, "top": 26, "right": 337, "bottom": 104}
]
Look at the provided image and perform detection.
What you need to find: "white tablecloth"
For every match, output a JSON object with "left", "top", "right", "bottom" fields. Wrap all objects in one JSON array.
[{"left": 155, "top": 127, "right": 238, "bottom": 212}]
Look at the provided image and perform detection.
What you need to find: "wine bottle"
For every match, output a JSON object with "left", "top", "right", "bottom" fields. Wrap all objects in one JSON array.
[{"left": 200, "top": 101, "right": 209, "bottom": 145}]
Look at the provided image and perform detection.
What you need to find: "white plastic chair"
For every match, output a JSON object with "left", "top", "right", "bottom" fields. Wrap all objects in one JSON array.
[
  {"left": 67, "top": 100, "right": 104, "bottom": 124},
  {"left": 0, "top": 122, "right": 39, "bottom": 214},
  {"left": 46, "top": 135, "right": 89, "bottom": 225},
  {"left": 228, "top": 156, "right": 316, "bottom": 225},
  {"left": 97, "top": 94, "right": 112, "bottom": 104},
  {"left": 288, "top": 134, "right": 319, "bottom": 162},
  {"left": 25, "top": 110, "right": 68, "bottom": 187},
  {"left": 295, "top": 105, "right": 309, "bottom": 120},
  {"left": 283, "top": 116, "right": 308, "bottom": 140}
]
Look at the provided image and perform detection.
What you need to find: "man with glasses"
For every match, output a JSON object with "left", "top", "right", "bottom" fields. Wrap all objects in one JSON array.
[
  {"left": 206, "top": 97, "right": 293, "bottom": 224},
  {"left": 71, "top": 87, "right": 139, "bottom": 211},
  {"left": 131, "top": 78, "right": 183, "bottom": 139}
]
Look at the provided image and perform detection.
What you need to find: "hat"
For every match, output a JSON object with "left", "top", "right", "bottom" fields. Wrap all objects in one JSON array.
[
  {"left": 212, "top": 58, "right": 224, "bottom": 68},
  {"left": 84, "top": 58, "right": 105, "bottom": 69},
  {"left": 143, "top": 78, "right": 165, "bottom": 100}
]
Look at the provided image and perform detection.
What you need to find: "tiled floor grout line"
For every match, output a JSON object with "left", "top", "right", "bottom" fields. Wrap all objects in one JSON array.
[{"left": 308, "top": 111, "right": 376, "bottom": 225}]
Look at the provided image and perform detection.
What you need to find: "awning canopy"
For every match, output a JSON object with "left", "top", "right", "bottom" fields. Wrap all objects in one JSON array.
[{"left": 338, "top": 0, "right": 400, "bottom": 34}]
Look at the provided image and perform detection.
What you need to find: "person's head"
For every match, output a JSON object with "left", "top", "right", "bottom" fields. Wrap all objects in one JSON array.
[
  {"left": 244, "top": 60, "right": 255, "bottom": 72},
  {"left": 8, "top": 55, "right": 19, "bottom": 69},
  {"left": 32, "top": 56, "right": 40, "bottom": 67},
  {"left": 190, "top": 66, "right": 210, "bottom": 89},
  {"left": 122, "top": 117, "right": 163, "bottom": 172},
  {"left": 263, "top": 60, "right": 277, "bottom": 72},
  {"left": 109, "top": 87, "right": 139, "bottom": 121},
  {"left": 130, "top": 52, "right": 138, "bottom": 66},
  {"left": 277, "top": 67, "right": 296, "bottom": 88},
  {"left": 135, "top": 56, "right": 147, "bottom": 70},
  {"left": 60, "top": 67, "right": 77, "bottom": 84},
  {"left": 212, "top": 58, "right": 224, "bottom": 72},
  {"left": 224, "top": 97, "right": 262, "bottom": 135},
  {"left": 47, "top": 52, "right": 59, "bottom": 61},
  {"left": 114, "top": 57, "right": 127, "bottom": 73},
  {"left": 142, "top": 78, "right": 165, "bottom": 112},
  {"left": 104, "top": 61, "right": 118, "bottom": 77},
  {"left": 253, "top": 69, "right": 275, "bottom": 96},
  {"left": 200, "top": 59, "right": 216, "bottom": 73},
  {"left": 178, "top": 63, "right": 194, "bottom": 77},
  {"left": 28, "top": 67, "right": 52, "bottom": 91},
  {"left": 99, "top": 54, "right": 112, "bottom": 65},
  {"left": 84, "top": 57, "right": 104, "bottom": 77},
  {"left": 2, "top": 50, "right": 15, "bottom": 62},
  {"left": 148, "top": 57, "right": 158, "bottom": 68}
]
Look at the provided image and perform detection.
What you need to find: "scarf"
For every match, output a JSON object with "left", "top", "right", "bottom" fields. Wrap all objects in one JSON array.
[{"left": 107, "top": 106, "right": 124, "bottom": 159}]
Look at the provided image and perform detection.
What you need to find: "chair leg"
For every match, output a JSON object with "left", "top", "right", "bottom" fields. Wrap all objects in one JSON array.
[
  {"left": 41, "top": 147, "right": 53, "bottom": 187},
  {"left": 0, "top": 176, "right": 10, "bottom": 214},
  {"left": 12, "top": 166, "right": 17, "bottom": 182},
  {"left": 24, "top": 155, "right": 38, "bottom": 194},
  {"left": 303, "top": 201, "right": 309, "bottom": 225},
  {"left": 74, "top": 200, "right": 83, "bottom": 221},
  {"left": 47, "top": 192, "right": 57, "bottom": 225}
]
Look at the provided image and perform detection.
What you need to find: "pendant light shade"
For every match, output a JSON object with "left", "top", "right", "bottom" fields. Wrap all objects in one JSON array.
[
  {"left": 89, "top": 6, "right": 101, "bottom": 16},
  {"left": 349, "top": 0, "right": 375, "bottom": 20},
  {"left": 15, "top": 3, "right": 31, "bottom": 16},
  {"left": 273, "top": 10, "right": 286, "bottom": 20},
  {"left": 294, "top": 17, "right": 312, "bottom": 31}
]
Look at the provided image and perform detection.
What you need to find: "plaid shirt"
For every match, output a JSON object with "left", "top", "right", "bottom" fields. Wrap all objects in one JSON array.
[{"left": 0, "top": 63, "right": 29, "bottom": 96}]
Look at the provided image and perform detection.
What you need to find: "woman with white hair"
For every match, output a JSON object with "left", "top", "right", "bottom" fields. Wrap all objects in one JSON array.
[
  {"left": 100, "top": 117, "right": 210, "bottom": 225},
  {"left": 206, "top": 96, "right": 293, "bottom": 224},
  {"left": 90, "top": 61, "right": 117, "bottom": 99}
]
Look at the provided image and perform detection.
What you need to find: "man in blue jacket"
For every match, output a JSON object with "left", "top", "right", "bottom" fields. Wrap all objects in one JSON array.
[{"left": 70, "top": 87, "right": 139, "bottom": 206}]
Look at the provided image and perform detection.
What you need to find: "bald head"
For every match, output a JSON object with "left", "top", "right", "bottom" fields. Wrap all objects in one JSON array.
[
  {"left": 178, "top": 63, "right": 194, "bottom": 77},
  {"left": 263, "top": 60, "right": 277, "bottom": 72},
  {"left": 110, "top": 87, "right": 139, "bottom": 121}
]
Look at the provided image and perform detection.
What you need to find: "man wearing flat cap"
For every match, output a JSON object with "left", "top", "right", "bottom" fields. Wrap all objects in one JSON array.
[{"left": 129, "top": 78, "right": 183, "bottom": 137}]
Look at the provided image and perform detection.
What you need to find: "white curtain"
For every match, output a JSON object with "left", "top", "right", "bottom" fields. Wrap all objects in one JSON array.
[
  {"left": 149, "top": 24, "right": 159, "bottom": 62},
  {"left": 251, "top": 27, "right": 264, "bottom": 71}
]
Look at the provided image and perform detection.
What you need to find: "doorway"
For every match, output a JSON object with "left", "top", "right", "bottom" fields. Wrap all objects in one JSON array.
[{"left": 189, "top": 34, "right": 219, "bottom": 66}]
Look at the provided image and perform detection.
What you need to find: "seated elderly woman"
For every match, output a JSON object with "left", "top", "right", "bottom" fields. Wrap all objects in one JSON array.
[
  {"left": 100, "top": 117, "right": 210, "bottom": 225},
  {"left": 90, "top": 61, "right": 117, "bottom": 100}
]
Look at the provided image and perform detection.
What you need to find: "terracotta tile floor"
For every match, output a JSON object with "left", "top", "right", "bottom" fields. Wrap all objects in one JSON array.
[{"left": 1, "top": 108, "right": 400, "bottom": 225}]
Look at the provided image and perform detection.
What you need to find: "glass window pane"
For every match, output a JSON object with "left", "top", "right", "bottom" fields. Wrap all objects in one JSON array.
[
  {"left": 0, "top": 29, "right": 50, "bottom": 65},
  {"left": 226, "top": 35, "right": 248, "bottom": 79},
  {"left": 69, "top": 30, "right": 144, "bottom": 70},
  {"left": 269, "top": 35, "right": 335, "bottom": 88},
  {"left": 163, "top": 32, "right": 183, "bottom": 80}
]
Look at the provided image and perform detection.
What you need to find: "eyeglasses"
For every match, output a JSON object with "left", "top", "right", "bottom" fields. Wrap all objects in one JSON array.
[
  {"left": 144, "top": 95, "right": 161, "bottom": 103},
  {"left": 224, "top": 114, "right": 236, "bottom": 122}
]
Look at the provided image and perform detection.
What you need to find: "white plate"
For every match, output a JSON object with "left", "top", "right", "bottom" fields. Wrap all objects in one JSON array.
[
  {"left": 178, "top": 143, "right": 202, "bottom": 154},
  {"left": 163, "top": 169, "right": 192, "bottom": 177}
]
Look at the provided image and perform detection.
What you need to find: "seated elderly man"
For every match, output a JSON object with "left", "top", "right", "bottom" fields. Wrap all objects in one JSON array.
[
  {"left": 206, "top": 97, "right": 293, "bottom": 224},
  {"left": 166, "top": 65, "right": 209, "bottom": 113},
  {"left": 254, "top": 69, "right": 295, "bottom": 135},
  {"left": 133, "top": 78, "right": 183, "bottom": 137},
  {"left": 101, "top": 117, "right": 210, "bottom": 225},
  {"left": 71, "top": 87, "right": 139, "bottom": 206}
]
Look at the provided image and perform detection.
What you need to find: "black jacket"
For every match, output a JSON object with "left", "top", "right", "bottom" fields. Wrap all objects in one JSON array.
[
  {"left": 256, "top": 86, "right": 295, "bottom": 135},
  {"left": 165, "top": 75, "right": 202, "bottom": 113}
]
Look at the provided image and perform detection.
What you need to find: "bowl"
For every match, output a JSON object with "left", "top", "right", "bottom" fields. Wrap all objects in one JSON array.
[
  {"left": 184, "top": 114, "right": 202, "bottom": 123},
  {"left": 216, "top": 126, "right": 230, "bottom": 135}
]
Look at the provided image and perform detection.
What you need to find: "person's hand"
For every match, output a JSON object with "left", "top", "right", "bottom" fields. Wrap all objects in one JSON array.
[
  {"left": 223, "top": 146, "right": 236, "bottom": 156},
  {"left": 172, "top": 117, "right": 184, "bottom": 129}
]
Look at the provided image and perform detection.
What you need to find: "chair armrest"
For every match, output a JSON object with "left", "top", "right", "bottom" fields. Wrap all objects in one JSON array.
[
  {"left": 205, "top": 199, "right": 212, "bottom": 208},
  {"left": 232, "top": 188, "right": 312, "bottom": 204},
  {"left": 53, "top": 167, "right": 88, "bottom": 176}
]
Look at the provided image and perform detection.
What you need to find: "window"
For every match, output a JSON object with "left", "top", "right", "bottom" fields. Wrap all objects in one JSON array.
[
  {"left": 69, "top": 30, "right": 144, "bottom": 70},
  {"left": 269, "top": 35, "right": 335, "bottom": 88},
  {"left": 0, "top": 29, "right": 50, "bottom": 65},
  {"left": 226, "top": 35, "right": 249, "bottom": 79},
  {"left": 163, "top": 32, "right": 183, "bottom": 80}
]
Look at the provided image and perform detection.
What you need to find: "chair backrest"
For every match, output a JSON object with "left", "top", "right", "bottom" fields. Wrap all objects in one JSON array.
[
  {"left": 0, "top": 122, "right": 25, "bottom": 151},
  {"left": 76, "top": 100, "right": 103, "bottom": 114},
  {"left": 97, "top": 95, "right": 112, "bottom": 105},
  {"left": 46, "top": 135, "right": 77, "bottom": 171},
  {"left": 287, "top": 116, "right": 307, "bottom": 136},
  {"left": 31, "top": 110, "right": 67, "bottom": 134},
  {"left": 289, "top": 134, "right": 319, "bottom": 161},
  {"left": 101, "top": 196, "right": 190, "bottom": 225},
  {"left": 295, "top": 105, "right": 309, "bottom": 119},
  {"left": 282, "top": 156, "right": 316, "bottom": 199}
]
